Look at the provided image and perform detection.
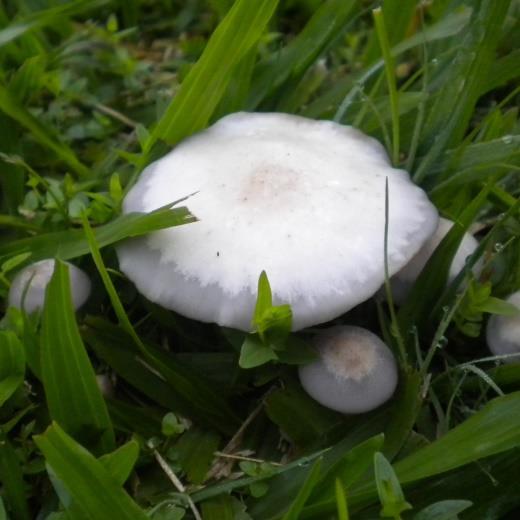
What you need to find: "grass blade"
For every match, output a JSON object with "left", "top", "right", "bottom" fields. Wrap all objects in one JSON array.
[
  {"left": 0, "top": 331, "right": 25, "bottom": 407},
  {"left": 0, "top": 84, "right": 89, "bottom": 178},
  {"left": 247, "top": 0, "right": 356, "bottom": 109},
  {"left": 0, "top": 0, "right": 110, "bottom": 48},
  {"left": 397, "top": 184, "right": 491, "bottom": 342},
  {"left": 307, "top": 392, "right": 520, "bottom": 516},
  {"left": 311, "top": 434, "right": 384, "bottom": 502},
  {"left": 393, "top": 392, "right": 520, "bottom": 483},
  {"left": 147, "top": 0, "right": 278, "bottom": 150},
  {"left": 0, "top": 205, "right": 195, "bottom": 268},
  {"left": 414, "top": 0, "right": 510, "bottom": 182},
  {"left": 99, "top": 440, "right": 139, "bottom": 485},
  {"left": 282, "top": 458, "right": 322, "bottom": 520},
  {"left": 0, "top": 436, "right": 30, "bottom": 520},
  {"left": 373, "top": 7, "right": 400, "bottom": 165},
  {"left": 41, "top": 260, "right": 115, "bottom": 453},
  {"left": 335, "top": 479, "right": 349, "bottom": 520},
  {"left": 34, "top": 423, "right": 148, "bottom": 520}
]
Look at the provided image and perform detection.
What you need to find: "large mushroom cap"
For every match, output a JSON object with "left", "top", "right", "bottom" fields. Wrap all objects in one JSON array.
[{"left": 117, "top": 112, "right": 438, "bottom": 331}]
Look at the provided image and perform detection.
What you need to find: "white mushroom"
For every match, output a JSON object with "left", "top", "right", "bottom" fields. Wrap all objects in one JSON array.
[
  {"left": 8, "top": 259, "right": 91, "bottom": 313},
  {"left": 298, "top": 326, "right": 398, "bottom": 413},
  {"left": 486, "top": 291, "right": 520, "bottom": 363},
  {"left": 391, "top": 217, "right": 479, "bottom": 305},
  {"left": 96, "top": 374, "right": 114, "bottom": 398},
  {"left": 117, "top": 112, "right": 438, "bottom": 331}
]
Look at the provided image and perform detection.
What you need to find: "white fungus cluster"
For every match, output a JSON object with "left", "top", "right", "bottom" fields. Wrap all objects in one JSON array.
[{"left": 117, "top": 112, "right": 438, "bottom": 331}]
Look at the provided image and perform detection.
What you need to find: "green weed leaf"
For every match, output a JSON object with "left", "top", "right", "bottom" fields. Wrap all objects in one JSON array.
[
  {"left": 239, "top": 334, "right": 278, "bottom": 369},
  {"left": 374, "top": 452, "right": 412, "bottom": 519}
]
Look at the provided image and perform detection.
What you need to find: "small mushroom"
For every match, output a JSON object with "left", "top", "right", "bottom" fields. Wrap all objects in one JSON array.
[
  {"left": 298, "top": 326, "right": 398, "bottom": 413},
  {"left": 391, "top": 217, "right": 479, "bottom": 305},
  {"left": 117, "top": 112, "right": 438, "bottom": 331},
  {"left": 486, "top": 291, "right": 520, "bottom": 363},
  {"left": 8, "top": 259, "right": 91, "bottom": 313},
  {"left": 96, "top": 374, "right": 114, "bottom": 398}
]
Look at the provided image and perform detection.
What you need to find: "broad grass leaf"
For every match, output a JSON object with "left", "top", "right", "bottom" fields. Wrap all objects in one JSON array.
[
  {"left": 41, "top": 260, "right": 115, "bottom": 453},
  {"left": 34, "top": 423, "right": 148, "bottom": 520},
  {"left": 248, "top": 410, "right": 391, "bottom": 519},
  {"left": 402, "top": 450, "right": 520, "bottom": 518},
  {"left": 0, "top": 205, "right": 195, "bottom": 268},
  {"left": 394, "top": 391, "right": 520, "bottom": 483},
  {"left": 351, "top": 392, "right": 520, "bottom": 506},
  {"left": 99, "top": 440, "right": 139, "bottom": 485},
  {"left": 282, "top": 459, "right": 322, "bottom": 520},
  {"left": 247, "top": 0, "right": 357, "bottom": 109},
  {"left": 304, "top": 392, "right": 520, "bottom": 517},
  {"left": 311, "top": 434, "right": 384, "bottom": 503},
  {"left": 0, "top": 331, "right": 25, "bottom": 407},
  {"left": 213, "top": 46, "right": 257, "bottom": 118},
  {"left": 149, "top": 0, "right": 278, "bottom": 148},
  {"left": 0, "top": 436, "right": 30, "bottom": 520}
]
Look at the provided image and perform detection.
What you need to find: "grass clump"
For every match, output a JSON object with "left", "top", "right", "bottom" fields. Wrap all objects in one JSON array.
[{"left": 0, "top": 1, "right": 519, "bottom": 519}]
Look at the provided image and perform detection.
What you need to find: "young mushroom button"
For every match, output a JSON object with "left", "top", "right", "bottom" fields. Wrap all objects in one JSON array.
[
  {"left": 298, "top": 326, "right": 398, "bottom": 414},
  {"left": 8, "top": 259, "right": 91, "bottom": 314},
  {"left": 117, "top": 112, "right": 438, "bottom": 331},
  {"left": 486, "top": 291, "right": 520, "bottom": 363}
]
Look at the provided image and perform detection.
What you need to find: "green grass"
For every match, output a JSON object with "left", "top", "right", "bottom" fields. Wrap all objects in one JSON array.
[{"left": 0, "top": 0, "right": 519, "bottom": 519}]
